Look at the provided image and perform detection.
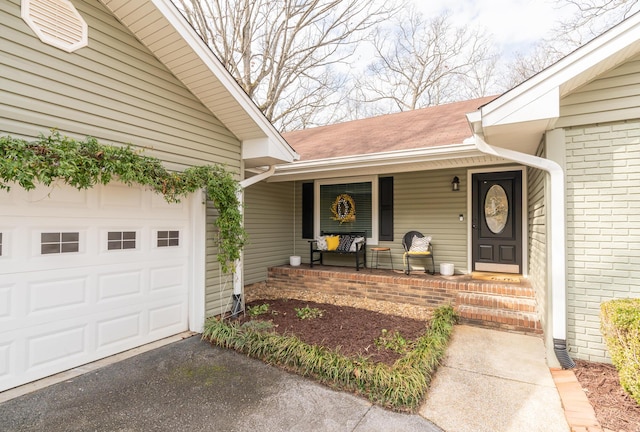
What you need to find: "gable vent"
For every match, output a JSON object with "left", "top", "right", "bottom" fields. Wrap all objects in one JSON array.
[{"left": 22, "top": 0, "right": 88, "bottom": 53}]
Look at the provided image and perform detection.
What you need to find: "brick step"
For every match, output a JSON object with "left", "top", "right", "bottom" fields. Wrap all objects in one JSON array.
[
  {"left": 456, "top": 281, "right": 535, "bottom": 298},
  {"left": 456, "top": 305, "right": 542, "bottom": 334},
  {"left": 456, "top": 292, "right": 537, "bottom": 313}
]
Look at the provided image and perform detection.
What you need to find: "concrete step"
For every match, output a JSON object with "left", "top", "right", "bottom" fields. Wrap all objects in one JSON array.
[
  {"left": 456, "top": 292, "right": 537, "bottom": 313},
  {"left": 456, "top": 305, "right": 542, "bottom": 334}
]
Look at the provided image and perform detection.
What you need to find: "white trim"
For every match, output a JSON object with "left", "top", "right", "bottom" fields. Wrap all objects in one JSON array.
[
  {"left": 314, "top": 176, "right": 379, "bottom": 245},
  {"left": 466, "top": 166, "right": 528, "bottom": 277},
  {"left": 188, "top": 190, "right": 206, "bottom": 333}
]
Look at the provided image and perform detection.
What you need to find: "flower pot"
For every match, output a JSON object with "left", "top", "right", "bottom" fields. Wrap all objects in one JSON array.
[
  {"left": 440, "top": 263, "right": 454, "bottom": 276},
  {"left": 289, "top": 256, "right": 301, "bottom": 266}
]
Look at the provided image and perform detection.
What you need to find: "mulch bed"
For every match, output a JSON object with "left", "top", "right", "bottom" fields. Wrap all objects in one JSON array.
[
  {"left": 240, "top": 298, "right": 429, "bottom": 365},
  {"left": 574, "top": 360, "right": 640, "bottom": 432}
]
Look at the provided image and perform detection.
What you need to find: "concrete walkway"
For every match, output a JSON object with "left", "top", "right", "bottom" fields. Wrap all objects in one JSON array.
[{"left": 420, "top": 325, "right": 570, "bottom": 432}]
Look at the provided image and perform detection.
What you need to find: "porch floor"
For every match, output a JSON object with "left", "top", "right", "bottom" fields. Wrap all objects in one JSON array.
[{"left": 247, "top": 264, "right": 541, "bottom": 335}]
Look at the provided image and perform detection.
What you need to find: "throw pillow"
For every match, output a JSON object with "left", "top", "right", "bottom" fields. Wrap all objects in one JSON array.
[
  {"left": 349, "top": 237, "right": 365, "bottom": 252},
  {"left": 409, "top": 235, "right": 431, "bottom": 252},
  {"left": 315, "top": 235, "right": 328, "bottom": 251},
  {"left": 326, "top": 235, "right": 340, "bottom": 251},
  {"left": 337, "top": 235, "right": 354, "bottom": 252}
]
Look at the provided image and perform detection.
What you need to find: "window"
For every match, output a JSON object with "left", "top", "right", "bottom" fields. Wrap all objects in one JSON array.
[
  {"left": 0, "top": 232, "right": 3, "bottom": 256},
  {"left": 108, "top": 231, "right": 136, "bottom": 250},
  {"left": 315, "top": 176, "right": 378, "bottom": 243},
  {"left": 157, "top": 230, "right": 179, "bottom": 247},
  {"left": 41, "top": 232, "right": 79, "bottom": 254}
]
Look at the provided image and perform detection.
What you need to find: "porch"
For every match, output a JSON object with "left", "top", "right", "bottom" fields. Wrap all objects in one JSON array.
[{"left": 246, "top": 265, "right": 542, "bottom": 335}]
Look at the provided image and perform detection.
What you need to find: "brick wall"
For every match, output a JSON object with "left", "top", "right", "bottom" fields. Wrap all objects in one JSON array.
[{"left": 565, "top": 120, "right": 640, "bottom": 362}]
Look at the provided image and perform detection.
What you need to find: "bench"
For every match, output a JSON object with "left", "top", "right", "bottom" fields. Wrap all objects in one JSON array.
[{"left": 309, "top": 231, "right": 367, "bottom": 271}]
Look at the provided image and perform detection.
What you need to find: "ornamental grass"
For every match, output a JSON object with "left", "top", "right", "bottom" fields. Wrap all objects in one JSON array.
[{"left": 202, "top": 304, "right": 457, "bottom": 412}]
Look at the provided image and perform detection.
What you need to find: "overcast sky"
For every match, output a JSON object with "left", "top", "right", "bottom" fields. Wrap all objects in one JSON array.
[{"left": 409, "top": 0, "right": 571, "bottom": 55}]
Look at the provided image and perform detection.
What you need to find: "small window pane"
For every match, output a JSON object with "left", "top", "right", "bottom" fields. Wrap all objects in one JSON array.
[
  {"left": 158, "top": 231, "right": 168, "bottom": 239},
  {"left": 123, "top": 231, "right": 136, "bottom": 240},
  {"left": 61, "top": 242, "right": 79, "bottom": 253},
  {"left": 123, "top": 240, "right": 136, "bottom": 249},
  {"left": 108, "top": 232, "right": 122, "bottom": 241},
  {"left": 0, "top": 232, "right": 3, "bottom": 256},
  {"left": 62, "top": 232, "right": 79, "bottom": 242},
  {"left": 107, "top": 241, "right": 121, "bottom": 250},
  {"left": 157, "top": 230, "right": 179, "bottom": 247},
  {"left": 168, "top": 238, "right": 179, "bottom": 246},
  {"left": 42, "top": 232, "right": 61, "bottom": 243},
  {"left": 107, "top": 231, "right": 136, "bottom": 250},
  {"left": 158, "top": 239, "right": 169, "bottom": 247},
  {"left": 41, "top": 243, "right": 61, "bottom": 254},
  {"left": 169, "top": 231, "right": 179, "bottom": 238}
]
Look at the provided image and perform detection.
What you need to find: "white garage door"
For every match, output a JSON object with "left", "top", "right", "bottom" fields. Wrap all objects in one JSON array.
[{"left": 0, "top": 182, "right": 193, "bottom": 391}]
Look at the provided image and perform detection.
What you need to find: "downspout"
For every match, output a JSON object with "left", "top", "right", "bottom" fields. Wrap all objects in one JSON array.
[
  {"left": 230, "top": 165, "right": 276, "bottom": 318},
  {"left": 473, "top": 133, "right": 575, "bottom": 369}
]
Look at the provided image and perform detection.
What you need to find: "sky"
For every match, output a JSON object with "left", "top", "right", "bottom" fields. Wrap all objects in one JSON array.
[{"left": 409, "top": 0, "right": 571, "bottom": 56}]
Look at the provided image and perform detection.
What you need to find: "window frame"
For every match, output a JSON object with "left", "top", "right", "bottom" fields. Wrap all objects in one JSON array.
[{"left": 314, "top": 176, "right": 379, "bottom": 245}]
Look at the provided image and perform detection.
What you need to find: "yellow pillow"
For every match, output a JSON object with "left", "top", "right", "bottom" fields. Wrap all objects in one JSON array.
[{"left": 326, "top": 235, "right": 340, "bottom": 251}]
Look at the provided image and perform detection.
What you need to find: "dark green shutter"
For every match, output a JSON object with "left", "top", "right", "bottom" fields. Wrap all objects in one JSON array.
[
  {"left": 379, "top": 177, "right": 393, "bottom": 241},
  {"left": 302, "top": 182, "right": 314, "bottom": 239}
]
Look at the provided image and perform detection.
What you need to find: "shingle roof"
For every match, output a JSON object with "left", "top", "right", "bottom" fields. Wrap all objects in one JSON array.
[{"left": 282, "top": 96, "right": 496, "bottom": 161}]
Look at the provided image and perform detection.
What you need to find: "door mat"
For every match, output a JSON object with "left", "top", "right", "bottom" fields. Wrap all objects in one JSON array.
[{"left": 471, "top": 272, "right": 522, "bottom": 283}]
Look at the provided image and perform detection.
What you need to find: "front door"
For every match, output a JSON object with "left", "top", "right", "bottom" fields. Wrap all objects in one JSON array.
[{"left": 472, "top": 170, "right": 522, "bottom": 273}]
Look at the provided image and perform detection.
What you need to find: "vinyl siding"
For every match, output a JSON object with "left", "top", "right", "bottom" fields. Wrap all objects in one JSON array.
[
  {"left": 2, "top": 0, "right": 243, "bottom": 318},
  {"left": 564, "top": 120, "right": 640, "bottom": 363},
  {"left": 558, "top": 53, "right": 640, "bottom": 129},
  {"left": 244, "top": 181, "right": 296, "bottom": 285},
  {"left": 291, "top": 170, "right": 470, "bottom": 273},
  {"left": 0, "top": 0, "right": 241, "bottom": 171}
]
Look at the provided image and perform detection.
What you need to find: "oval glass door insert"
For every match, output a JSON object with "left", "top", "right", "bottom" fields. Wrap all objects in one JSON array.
[{"left": 484, "top": 185, "right": 508, "bottom": 234}]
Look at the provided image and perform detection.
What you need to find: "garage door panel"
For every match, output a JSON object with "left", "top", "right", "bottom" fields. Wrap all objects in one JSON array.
[
  {"left": 98, "top": 271, "right": 143, "bottom": 301},
  {"left": 0, "top": 182, "right": 193, "bottom": 391},
  {"left": 29, "top": 277, "right": 89, "bottom": 314}
]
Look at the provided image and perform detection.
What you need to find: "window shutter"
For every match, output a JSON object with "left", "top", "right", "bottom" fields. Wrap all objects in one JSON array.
[
  {"left": 379, "top": 177, "right": 393, "bottom": 241},
  {"left": 302, "top": 182, "right": 314, "bottom": 239}
]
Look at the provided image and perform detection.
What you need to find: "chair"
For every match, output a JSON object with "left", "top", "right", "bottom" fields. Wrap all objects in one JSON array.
[{"left": 402, "top": 231, "right": 435, "bottom": 275}]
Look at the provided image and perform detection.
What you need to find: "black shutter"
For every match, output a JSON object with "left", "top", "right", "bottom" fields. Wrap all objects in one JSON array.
[
  {"left": 379, "top": 177, "right": 393, "bottom": 241},
  {"left": 302, "top": 182, "right": 314, "bottom": 239}
]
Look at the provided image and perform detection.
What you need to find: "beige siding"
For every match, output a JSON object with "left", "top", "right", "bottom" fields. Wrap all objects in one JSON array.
[
  {"left": 2, "top": 0, "right": 243, "bottom": 318},
  {"left": 0, "top": 0, "right": 241, "bottom": 171},
  {"left": 244, "top": 181, "right": 296, "bottom": 285},
  {"left": 292, "top": 170, "right": 469, "bottom": 273},
  {"left": 564, "top": 120, "right": 640, "bottom": 363},
  {"left": 558, "top": 53, "right": 640, "bottom": 129}
]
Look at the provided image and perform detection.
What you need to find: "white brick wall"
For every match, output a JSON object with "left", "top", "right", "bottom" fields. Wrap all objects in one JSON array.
[{"left": 565, "top": 120, "right": 640, "bottom": 363}]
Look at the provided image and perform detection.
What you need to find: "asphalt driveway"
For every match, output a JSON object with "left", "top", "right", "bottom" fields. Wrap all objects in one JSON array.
[{"left": 0, "top": 335, "right": 441, "bottom": 432}]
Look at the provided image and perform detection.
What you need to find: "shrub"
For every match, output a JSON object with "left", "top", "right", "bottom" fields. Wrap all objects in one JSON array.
[
  {"left": 601, "top": 298, "right": 640, "bottom": 405},
  {"left": 202, "top": 304, "right": 458, "bottom": 412}
]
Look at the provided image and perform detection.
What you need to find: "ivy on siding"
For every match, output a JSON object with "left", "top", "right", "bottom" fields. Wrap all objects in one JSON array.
[{"left": 0, "top": 131, "right": 245, "bottom": 273}]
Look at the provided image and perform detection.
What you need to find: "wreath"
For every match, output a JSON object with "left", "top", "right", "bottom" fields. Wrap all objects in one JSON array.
[{"left": 331, "top": 193, "right": 356, "bottom": 223}]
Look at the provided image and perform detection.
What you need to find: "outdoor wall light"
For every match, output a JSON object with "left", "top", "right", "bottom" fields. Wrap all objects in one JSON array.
[{"left": 451, "top": 176, "right": 460, "bottom": 192}]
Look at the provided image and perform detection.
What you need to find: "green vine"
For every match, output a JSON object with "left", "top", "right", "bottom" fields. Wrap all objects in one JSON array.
[{"left": 0, "top": 131, "right": 246, "bottom": 273}]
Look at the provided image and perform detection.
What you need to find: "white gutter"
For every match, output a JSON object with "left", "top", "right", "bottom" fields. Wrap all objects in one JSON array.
[
  {"left": 472, "top": 132, "right": 574, "bottom": 368},
  {"left": 231, "top": 165, "right": 276, "bottom": 317}
]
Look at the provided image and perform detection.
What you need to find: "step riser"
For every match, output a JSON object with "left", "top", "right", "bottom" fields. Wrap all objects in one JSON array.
[
  {"left": 457, "top": 293, "right": 537, "bottom": 313},
  {"left": 457, "top": 305, "right": 542, "bottom": 334}
]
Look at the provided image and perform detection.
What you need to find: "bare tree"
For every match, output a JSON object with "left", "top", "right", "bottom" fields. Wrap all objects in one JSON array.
[
  {"left": 172, "top": 0, "right": 394, "bottom": 131},
  {"left": 501, "top": 0, "right": 640, "bottom": 87},
  {"left": 352, "top": 8, "right": 500, "bottom": 116}
]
